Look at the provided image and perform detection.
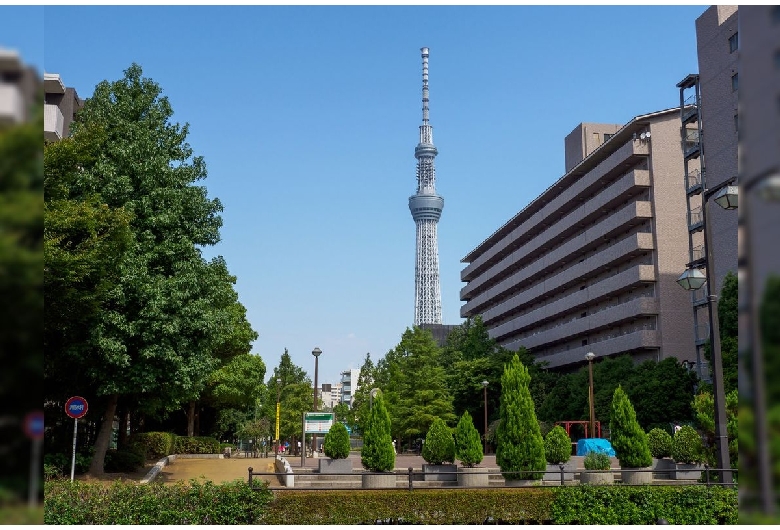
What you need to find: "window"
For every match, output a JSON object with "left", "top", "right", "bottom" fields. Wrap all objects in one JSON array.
[
  {"left": 581, "top": 339, "right": 588, "bottom": 347},
  {"left": 729, "top": 32, "right": 738, "bottom": 53},
  {"left": 731, "top": 73, "right": 739, "bottom": 92},
  {"left": 604, "top": 133, "right": 613, "bottom": 142}
]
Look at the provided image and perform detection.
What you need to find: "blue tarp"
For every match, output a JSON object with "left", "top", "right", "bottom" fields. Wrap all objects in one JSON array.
[{"left": 576, "top": 438, "right": 616, "bottom": 457}]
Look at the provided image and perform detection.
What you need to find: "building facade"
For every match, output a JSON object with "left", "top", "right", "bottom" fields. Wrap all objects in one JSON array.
[
  {"left": 44, "top": 72, "right": 82, "bottom": 141},
  {"left": 0, "top": 49, "right": 39, "bottom": 126},
  {"left": 460, "top": 110, "right": 696, "bottom": 370},
  {"left": 339, "top": 368, "right": 361, "bottom": 407}
]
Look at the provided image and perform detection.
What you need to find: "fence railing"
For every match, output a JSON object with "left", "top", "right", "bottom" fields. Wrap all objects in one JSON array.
[{"left": 247, "top": 464, "right": 737, "bottom": 491}]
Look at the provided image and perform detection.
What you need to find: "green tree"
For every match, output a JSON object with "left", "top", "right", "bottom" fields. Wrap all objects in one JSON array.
[
  {"left": 454, "top": 411, "right": 484, "bottom": 467},
  {"left": 208, "top": 353, "right": 266, "bottom": 410},
  {"left": 332, "top": 403, "right": 350, "bottom": 423},
  {"left": 544, "top": 425, "right": 572, "bottom": 465},
  {"left": 262, "top": 350, "right": 312, "bottom": 445},
  {"left": 495, "top": 354, "right": 546, "bottom": 480},
  {"left": 383, "top": 327, "right": 455, "bottom": 446},
  {"left": 609, "top": 385, "right": 652, "bottom": 468},
  {"left": 323, "top": 422, "right": 351, "bottom": 459},
  {"left": 701, "top": 271, "right": 738, "bottom": 395},
  {"left": 692, "top": 389, "right": 738, "bottom": 469},
  {"left": 360, "top": 393, "right": 395, "bottom": 472},
  {"left": 422, "top": 417, "right": 456, "bottom": 465},
  {"left": 43, "top": 65, "right": 256, "bottom": 474},
  {"left": 351, "top": 353, "right": 376, "bottom": 435}
]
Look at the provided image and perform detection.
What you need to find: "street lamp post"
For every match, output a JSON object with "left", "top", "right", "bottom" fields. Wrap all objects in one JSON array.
[
  {"left": 312, "top": 347, "right": 322, "bottom": 456},
  {"left": 481, "top": 380, "right": 489, "bottom": 455},
  {"left": 275, "top": 377, "right": 281, "bottom": 459},
  {"left": 585, "top": 352, "right": 596, "bottom": 439},
  {"left": 676, "top": 183, "right": 737, "bottom": 486}
]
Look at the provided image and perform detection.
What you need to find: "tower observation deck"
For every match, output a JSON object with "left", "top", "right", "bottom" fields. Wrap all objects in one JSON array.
[{"left": 409, "top": 47, "right": 443, "bottom": 326}]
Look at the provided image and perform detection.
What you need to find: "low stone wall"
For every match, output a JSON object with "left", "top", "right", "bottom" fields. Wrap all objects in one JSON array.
[{"left": 274, "top": 456, "right": 295, "bottom": 487}]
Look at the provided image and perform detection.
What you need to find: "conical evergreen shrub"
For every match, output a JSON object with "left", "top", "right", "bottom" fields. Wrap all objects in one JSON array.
[
  {"left": 454, "top": 411, "right": 484, "bottom": 467},
  {"left": 544, "top": 425, "right": 572, "bottom": 465},
  {"left": 323, "top": 422, "right": 350, "bottom": 460},
  {"left": 496, "top": 353, "right": 546, "bottom": 480},
  {"left": 609, "top": 385, "right": 652, "bottom": 468},
  {"left": 360, "top": 392, "right": 395, "bottom": 472},
  {"left": 422, "top": 417, "right": 455, "bottom": 465}
]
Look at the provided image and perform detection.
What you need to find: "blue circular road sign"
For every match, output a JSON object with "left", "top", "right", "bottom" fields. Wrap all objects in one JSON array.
[
  {"left": 65, "top": 396, "right": 88, "bottom": 419},
  {"left": 24, "top": 411, "right": 44, "bottom": 440}
]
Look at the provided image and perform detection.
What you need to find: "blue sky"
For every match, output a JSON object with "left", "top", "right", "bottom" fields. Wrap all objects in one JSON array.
[{"left": 27, "top": 5, "right": 708, "bottom": 386}]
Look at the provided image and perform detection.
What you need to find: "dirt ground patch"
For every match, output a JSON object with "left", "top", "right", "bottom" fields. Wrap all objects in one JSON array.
[
  {"left": 75, "top": 463, "right": 157, "bottom": 485},
  {"left": 156, "top": 457, "right": 277, "bottom": 485}
]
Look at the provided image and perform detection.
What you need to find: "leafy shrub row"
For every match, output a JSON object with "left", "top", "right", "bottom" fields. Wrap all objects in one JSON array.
[
  {"left": 104, "top": 447, "right": 145, "bottom": 473},
  {"left": 44, "top": 479, "right": 273, "bottom": 525},
  {"left": 130, "top": 432, "right": 221, "bottom": 459}
]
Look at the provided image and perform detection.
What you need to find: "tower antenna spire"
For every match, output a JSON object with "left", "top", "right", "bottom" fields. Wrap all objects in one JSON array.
[{"left": 409, "top": 47, "right": 443, "bottom": 326}]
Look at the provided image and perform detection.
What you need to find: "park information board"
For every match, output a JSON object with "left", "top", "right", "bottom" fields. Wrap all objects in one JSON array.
[{"left": 303, "top": 412, "right": 334, "bottom": 434}]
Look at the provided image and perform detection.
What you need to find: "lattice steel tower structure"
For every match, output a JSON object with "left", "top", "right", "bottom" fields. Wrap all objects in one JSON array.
[{"left": 409, "top": 47, "right": 443, "bottom": 326}]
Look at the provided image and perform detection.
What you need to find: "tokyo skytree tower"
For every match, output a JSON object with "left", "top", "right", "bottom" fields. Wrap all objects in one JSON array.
[{"left": 409, "top": 47, "right": 443, "bottom": 326}]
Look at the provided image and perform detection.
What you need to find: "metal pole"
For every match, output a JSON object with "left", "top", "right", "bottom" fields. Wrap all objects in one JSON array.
[
  {"left": 70, "top": 418, "right": 77, "bottom": 482},
  {"left": 588, "top": 358, "right": 596, "bottom": 439},
  {"left": 312, "top": 353, "right": 319, "bottom": 456},
  {"left": 29, "top": 438, "right": 41, "bottom": 507},
  {"left": 702, "top": 197, "right": 733, "bottom": 486},
  {"left": 483, "top": 384, "right": 488, "bottom": 455},
  {"left": 275, "top": 379, "right": 281, "bottom": 459}
]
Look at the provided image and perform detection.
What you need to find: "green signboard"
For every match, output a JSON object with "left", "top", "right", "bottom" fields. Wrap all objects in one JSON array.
[{"left": 304, "top": 412, "right": 334, "bottom": 434}]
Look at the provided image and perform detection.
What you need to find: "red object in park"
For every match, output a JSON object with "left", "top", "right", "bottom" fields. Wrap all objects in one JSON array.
[
  {"left": 555, "top": 420, "right": 601, "bottom": 439},
  {"left": 65, "top": 396, "right": 88, "bottom": 419}
]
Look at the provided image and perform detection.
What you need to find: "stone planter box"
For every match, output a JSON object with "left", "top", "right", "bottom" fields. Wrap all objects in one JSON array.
[
  {"left": 543, "top": 461, "right": 575, "bottom": 482},
  {"left": 422, "top": 464, "right": 457, "bottom": 481},
  {"left": 671, "top": 462, "right": 704, "bottom": 480},
  {"left": 318, "top": 458, "right": 353, "bottom": 475},
  {"left": 457, "top": 467, "right": 490, "bottom": 487},
  {"left": 652, "top": 457, "right": 675, "bottom": 479},
  {"left": 621, "top": 467, "right": 653, "bottom": 485},
  {"left": 580, "top": 470, "right": 614, "bottom": 485},
  {"left": 362, "top": 472, "right": 397, "bottom": 489}
]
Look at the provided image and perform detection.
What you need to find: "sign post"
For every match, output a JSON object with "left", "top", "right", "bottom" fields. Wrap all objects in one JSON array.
[
  {"left": 301, "top": 412, "right": 334, "bottom": 467},
  {"left": 65, "top": 397, "right": 88, "bottom": 482},
  {"left": 23, "top": 411, "right": 44, "bottom": 507}
]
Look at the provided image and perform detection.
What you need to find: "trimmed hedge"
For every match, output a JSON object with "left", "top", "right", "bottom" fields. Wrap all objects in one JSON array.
[
  {"left": 672, "top": 425, "right": 703, "bottom": 464},
  {"left": 173, "top": 436, "right": 221, "bottom": 455},
  {"left": 104, "top": 447, "right": 145, "bottom": 473},
  {"left": 130, "top": 432, "right": 176, "bottom": 460},
  {"left": 648, "top": 428, "right": 673, "bottom": 459},
  {"left": 550, "top": 485, "right": 737, "bottom": 525},
  {"left": 44, "top": 479, "right": 272, "bottom": 525},
  {"left": 260, "top": 489, "right": 554, "bottom": 524}
]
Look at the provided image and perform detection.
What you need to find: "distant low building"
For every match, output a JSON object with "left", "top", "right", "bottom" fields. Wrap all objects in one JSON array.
[
  {"left": 340, "top": 369, "right": 360, "bottom": 407},
  {"left": 0, "top": 48, "right": 39, "bottom": 126},
  {"left": 420, "top": 323, "right": 458, "bottom": 347},
  {"left": 44, "top": 72, "right": 83, "bottom": 141}
]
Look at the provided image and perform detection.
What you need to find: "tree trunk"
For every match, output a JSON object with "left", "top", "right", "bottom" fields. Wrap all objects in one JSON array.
[
  {"left": 195, "top": 403, "right": 200, "bottom": 436},
  {"left": 88, "top": 393, "right": 118, "bottom": 476},
  {"left": 187, "top": 401, "right": 196, "bottom": 437}
]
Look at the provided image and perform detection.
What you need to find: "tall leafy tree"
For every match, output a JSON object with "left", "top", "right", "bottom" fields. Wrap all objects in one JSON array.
[
  {"left": 44, "top": 64, "right": 255, "bottom": 474},
  {"left": 351, "top": 353, "right": 376, "bottom": 434},
  {"left": 263, "top": 350, "right": 312, "bottom": 444},
  {"left": 383, "top": 327, "right": 455, "bottom": 446},
  {"left": 360, "top": 392, "right": 395, "bottom": 472},
  {"left": 609, "top": 385, "right": 652, "bottom": 468},
  {"left": 495, "top": 353, "right": 546, "bottom": 480}
]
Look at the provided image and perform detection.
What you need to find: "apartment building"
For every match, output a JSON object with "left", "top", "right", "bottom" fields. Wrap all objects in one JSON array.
[
  {"left": 460, "top": 111, "right": 696, "bottom": 370},
  {"left": 44, "top": 72, "right": 82, "bottom": 141},
  {"left": 339, "top": 369, "right": 361, "bottom": 407},
  {"left": 0, "top": 49, "right": 39, "bottom": 126}
]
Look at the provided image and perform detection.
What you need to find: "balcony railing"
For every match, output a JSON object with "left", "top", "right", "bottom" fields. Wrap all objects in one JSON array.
[
  {"left": 695, "top": 324, "right": 710, "bottom": 345},
  {"left": 688, "top": 207, "right": 703, "bottom": 230},
  {"left": 685, "top": 169, "right": 702, "bottom": 193},
  {"left": 692, "top": 244, "right": 705, "bottom": 262}
]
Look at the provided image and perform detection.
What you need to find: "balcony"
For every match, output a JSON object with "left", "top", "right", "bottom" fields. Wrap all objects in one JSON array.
[
  {"left": 685, "top": 169, "right": 702, "bottom": 195},
  {"left": 681, "top": 94, "right": 699, "bottom": 125},
  {"left": 692, "top": 284, "right": 709, "bottom": 307},
  {"left": 688, "top": 207, "right": 703, "bottom": 232},
  {"left": 694, "top": 323, "right": 710, "bottom": 346},
  {"left": 44, "top": 103, "right": 64, "bottom": 142},
  {"left": 462, "top": 141, "right": 650, "bottom": 282},
  {"left": 0, "top": 83, "right": 24, "bottom": 125},
  {"left": 461, "top": 170, "right": 651, "bottom": 302},
  {"left": 529, "top": 329, "right": 660, "bottom": 369},
  {"left": 501, "top": 297, "right": 659, "bottom": 351},
  {"left": 683, "top": 128, "right": 700, "bottom": 160}
]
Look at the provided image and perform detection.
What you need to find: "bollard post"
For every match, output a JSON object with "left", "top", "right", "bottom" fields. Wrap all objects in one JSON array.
[
  {"left": 559, "top": 464, "right": 565, "bottom": 485},
  {"left": 408, "top": 467, "right": 413, "bottom": 491},
  {"left": 704, "top": 464, "right": 710, "bottom": 487},
  {"left": 248, "top": 467, "right": 253, "bottom": 487}
]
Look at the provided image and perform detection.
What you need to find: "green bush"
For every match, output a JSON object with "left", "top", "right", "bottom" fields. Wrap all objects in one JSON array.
[
  {"left": 44, "top": 451, "right": 91, "bottom": 476},
  {"left": 609, "top": 385, "right": 652, "bottom": 468},
  {"left": 584, "top": 451, "right": 611, "bottom": 470},
  {"left": 550, "top": 485, "right": 737, "bottom": 525},
  {"left": 130, "top": 431, "right": 175, "bottom": 459},
  {"left": 422, "top": 417, "right": 456, "bottom": 465},
  {"left": 173, "top": 435, "right": 221, "bottom": 455},
  {"left": 496, "top": 354, "right": 546, "bottom": 480},
  {"left": 360, "top": 392, "right": 395, "bottom": 472},
  {"left": 543, "top": 426, "right": 572, "bottom": 465},
  {"left": 648, "top": 428, "right": 673, "bottom": 459},
  {"left": 454, "top": 411, "right": 483, "bottom": 468},
  {"left": 44, "top": 479, "right": 272, "bottom": 524},
  {"left": 104, "top": 447, "right": 145, "bottom": 473},
  {"left": 671, "top": 425, "right": 703, "bottom": 464},
  {"left": 323, "top": 422, "right": 351, "bottom": 460}
]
